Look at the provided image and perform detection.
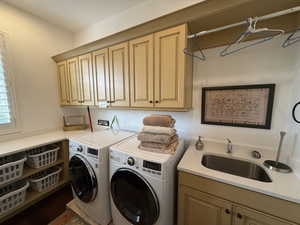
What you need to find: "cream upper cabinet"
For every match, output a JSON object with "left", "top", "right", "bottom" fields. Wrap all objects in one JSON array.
[
  {"left": 57, "top": 61, "right": 70, "bottom": 105},
  {"left": 56, "top": 24, "right": 192, "bottom": 110},
  {"left": 233, "top": 207, "right": 296, "bottom": 225},
  {"left": 93, "top": 48, "right": 110, "bottom": 105},
  {"left": 78, "top": 53, "right": 94, "bottom": 105},
  {"left": 67, "top": 57, "right": 81, "bottom": 105},
  {"left": 154, "top": 24, "right": 188, "bottom": 108},
  {"left": 178, "top": 186, "right": 232, "bottom": 225},
  {"left": 109, "top": 42, "right": 130, "bottom": 107},
  {"left": 129, "top": 34, "right": 154, "bottom": 108}
]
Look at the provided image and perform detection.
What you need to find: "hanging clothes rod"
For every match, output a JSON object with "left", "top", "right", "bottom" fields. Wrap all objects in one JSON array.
[{"left": 188, "top": 6, "right": 300, "bottom": 39}]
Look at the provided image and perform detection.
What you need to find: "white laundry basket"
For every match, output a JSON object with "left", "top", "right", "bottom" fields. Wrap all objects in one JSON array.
[
  {"left": 26, "top": 145, "right": 60, "bottom": 169},
  {"left": 0, "top": 154, "right": 27, "bottom": 186},
  {"left": 29, "top": 167, "right": 62, "bottom": 192},
  {"left": 0, "top": 180, "right": 29, "bottom": 216}
]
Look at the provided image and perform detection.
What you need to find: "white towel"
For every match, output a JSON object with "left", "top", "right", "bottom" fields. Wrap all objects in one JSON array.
[{"left": 142, "top": 126, "right": 176, "bottom": 136}]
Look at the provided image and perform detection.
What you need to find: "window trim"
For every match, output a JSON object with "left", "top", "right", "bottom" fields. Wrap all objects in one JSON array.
[{"left": 0, "top": 31, "right": 20, "bottom": 136}]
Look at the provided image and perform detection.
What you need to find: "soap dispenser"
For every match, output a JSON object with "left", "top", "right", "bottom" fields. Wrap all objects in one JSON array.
[{"left": 195, "top": 136, "right": 204, "bottom": 151}]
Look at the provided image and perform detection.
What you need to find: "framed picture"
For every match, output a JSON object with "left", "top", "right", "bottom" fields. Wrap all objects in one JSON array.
[{"left": 201, "top": 84, "right": 275, "bottom": 129}]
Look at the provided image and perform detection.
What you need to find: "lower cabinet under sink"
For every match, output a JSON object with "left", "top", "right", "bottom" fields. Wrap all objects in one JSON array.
[{"left": 177, "top": 172, "right": 299, "bottom": 225}]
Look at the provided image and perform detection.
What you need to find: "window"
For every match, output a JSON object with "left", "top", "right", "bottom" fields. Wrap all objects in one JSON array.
[{"left": 0, "top": 32, "right": 17, "bottom": 134}]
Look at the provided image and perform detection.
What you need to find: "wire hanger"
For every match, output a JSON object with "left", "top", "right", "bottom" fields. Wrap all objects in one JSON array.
[
  {"left": 220, "top": 17, "right": 285, "bottom": 57},
  {"left": 183, "top": 48, "right": 206, "bottom": 61},
  {"left": 282, "top": 28, "right": 300, "bottom": 48},
  {"left": 183, "top": 36, "right": 206, "bottom": 61},
  {"left": 110, "top": 115, "right": 120, "bottom": 130}
]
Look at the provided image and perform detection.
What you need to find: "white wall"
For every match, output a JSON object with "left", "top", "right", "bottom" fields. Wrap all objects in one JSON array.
[
  {"left": 74, "top": 0, "right": 205, "bottom": 46},
  {"left": 73, "top": 36, "right": 298, "bottom": 156},
  {"left": 288, "top": 52, "right": 300, "bottom": 176},
  {"left": 0, "top": 2, "right": 74, "bottom": 142},
  {"left": 2, "top": 0, "right": 298, "bottom": 171}
]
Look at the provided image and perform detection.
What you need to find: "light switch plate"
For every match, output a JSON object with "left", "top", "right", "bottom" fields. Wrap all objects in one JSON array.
[{"left": 98, "top": 120, "right": 110, "bottom": 126}]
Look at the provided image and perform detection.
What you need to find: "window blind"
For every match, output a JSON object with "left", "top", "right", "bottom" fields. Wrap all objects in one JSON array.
[{"left": 0, "top": 33, "right": 12, "bottom": 125}]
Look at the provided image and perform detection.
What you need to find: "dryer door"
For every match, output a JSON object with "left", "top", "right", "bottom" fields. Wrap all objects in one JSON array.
[
  {"left": 69, "top": 154, "right": 98, "bottom": 203},
  {"left": 111, "top": 168, "right": 159, "bottom": 225}
]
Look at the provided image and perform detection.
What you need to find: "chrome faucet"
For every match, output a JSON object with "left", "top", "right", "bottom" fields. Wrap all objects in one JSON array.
[{"left": 226, "top": 138, "right": 233, "bottom": 154}]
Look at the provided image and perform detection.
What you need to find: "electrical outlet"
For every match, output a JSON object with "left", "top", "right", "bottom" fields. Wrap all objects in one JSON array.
[{"left": 98, "top": 120, "right": 110, "bottom": 126}]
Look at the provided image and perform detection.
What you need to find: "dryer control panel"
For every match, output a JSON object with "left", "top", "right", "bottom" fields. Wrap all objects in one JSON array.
[
  {"left": 110, "top": 150, "right": 163, "bottom": 178},
  {"left": 142, "top": 160, "right": 162, "bottom": 176}
]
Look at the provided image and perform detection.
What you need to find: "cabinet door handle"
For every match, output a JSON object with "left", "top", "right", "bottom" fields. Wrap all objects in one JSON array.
[
  {"left": 149, "top": 100, "right": 153, "bottom": 103},
  {"left": 107, "top": 101, "right": 111, "bottom": 103},
  {"left": 225, "top": 209, "right": 231, "bottom": 214},
  {"left": 155, "top": 100, "right": 159, "bottom": 104},
  {"left": 237, "top": 213, "right": 243, "bottom": 219},
  {"left": 292, "top": 102, "right": 300, "bottom": 123}
]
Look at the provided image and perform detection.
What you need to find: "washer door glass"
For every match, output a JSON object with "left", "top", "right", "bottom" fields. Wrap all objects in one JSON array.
[
  {"left": 111, "top": 168, "right": 159, "bottom": 225},
  {"left": 69, "top": 155, "right": 97, "bottom": 203}
]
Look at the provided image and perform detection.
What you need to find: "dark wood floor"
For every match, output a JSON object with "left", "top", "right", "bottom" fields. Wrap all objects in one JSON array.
[{"left": 2, "top": 184, "right": 73, "bottom": 225}]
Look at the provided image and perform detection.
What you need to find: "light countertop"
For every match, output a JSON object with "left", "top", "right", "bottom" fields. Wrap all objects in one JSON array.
[
  {"left": 178, "top": 140, "right": 300, "bottom": 204},
  {"left": 0, "top": 130, "right": 91, "bottom": 157}
]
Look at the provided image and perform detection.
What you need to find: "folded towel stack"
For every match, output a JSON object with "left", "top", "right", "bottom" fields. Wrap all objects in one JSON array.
[
  {"left": 143, "top": 115, "right": 176, "bottom": 128},
  {"left": 138, "top": 115, "right": 178, "bottom": 154}
]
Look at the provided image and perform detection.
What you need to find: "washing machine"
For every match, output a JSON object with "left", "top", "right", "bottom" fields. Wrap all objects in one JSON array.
[
  {"left": 109, "top": 136, "right": 185, "bottom": 225},
  {"left": 69, "top": 129, "right": 134, "bottom": 225}
]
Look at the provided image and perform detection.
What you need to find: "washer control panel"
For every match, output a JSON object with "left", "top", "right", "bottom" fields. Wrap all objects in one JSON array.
[
  {"left": 76, "top": 145, "right": 84, "bottom": 152},
  {"left": 70, "top": 141, "right": 85, "bottom": 154},
  {"left": 87, "top": 147, "right": 99, "bottom": 158},
  {"left": 69, "top": 141, "right": 99, "bottom": 159}
]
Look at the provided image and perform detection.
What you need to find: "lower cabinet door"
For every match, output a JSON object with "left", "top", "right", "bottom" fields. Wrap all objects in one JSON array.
[
  {"left": 233, "top": 206, "right": 297, "bottom": 225},
  {"left": 178, "top": 186, "right": 232, "bottom": 225}
]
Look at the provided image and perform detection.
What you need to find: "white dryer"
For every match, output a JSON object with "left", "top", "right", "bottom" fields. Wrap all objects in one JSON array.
[
  {"left": 109, "top": 136, "right": 185, "bottom": 225},
  {"left": 69, "top": 129, "right": 134, "bottom": 225}
]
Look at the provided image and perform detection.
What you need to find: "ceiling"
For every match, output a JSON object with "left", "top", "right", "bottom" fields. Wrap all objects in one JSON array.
[{"left": 3, "top": 0, "right": 150, "bottom": 32}]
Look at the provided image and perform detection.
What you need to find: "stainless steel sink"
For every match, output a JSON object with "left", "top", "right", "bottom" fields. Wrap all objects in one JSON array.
[{"left": 202, "top": 155, "right": 272, "bottom": 182}]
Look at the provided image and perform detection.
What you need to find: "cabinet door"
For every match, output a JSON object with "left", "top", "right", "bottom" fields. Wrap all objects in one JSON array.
[
  {"left": 57, "top": 61, "right": 70, "bottom": 105},
  {"left": 233, "top": 206, "right": 296, "bottom": 225},
  {"left": 178, "top": 186, "right": 232, "bottom": 225},
  {"left": 67, "top": 57, "right": 81, "bottom": 105},
  {"left": 154, "top": 24, "right": 187, "bottom": 108},
  {"left": 109, "top": 42, "right": 130, "bottom": 107},
  {"left": 78, "top": 53, "right": 94, "bottom": 105},
  {"left": 129, "top": 34, "right": 154, "bottom": 108},
  {"left": 93, "top": 48, "right": 110, "bottom": 106}
]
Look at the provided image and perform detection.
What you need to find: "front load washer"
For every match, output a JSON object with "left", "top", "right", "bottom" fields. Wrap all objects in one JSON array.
[
  {"left": 109, "top": 136, "right": 185, "bottom": 225},
  {"left": 69, "top": 129, "right": 134, "bottom": 225}
]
